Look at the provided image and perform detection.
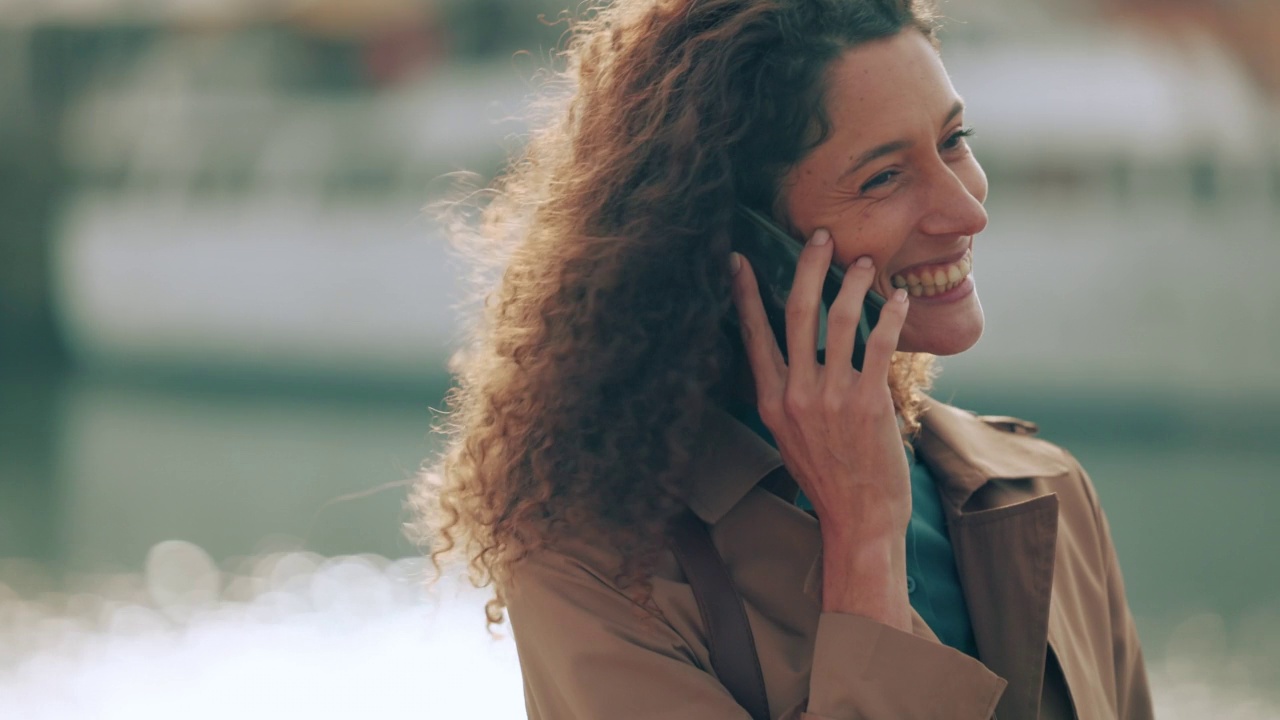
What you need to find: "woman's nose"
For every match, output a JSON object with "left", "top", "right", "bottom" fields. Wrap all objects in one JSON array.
[{"left": 918, "top": 163, "right": 988, "bottom": 238}]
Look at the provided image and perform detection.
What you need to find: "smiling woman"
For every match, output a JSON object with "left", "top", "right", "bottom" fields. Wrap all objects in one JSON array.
[
  {"left": 779, "top": 31, "right": 988, "bottom": 356},
  {"left": 410, "top": 1, "right": 1155, "bottom": 718}
]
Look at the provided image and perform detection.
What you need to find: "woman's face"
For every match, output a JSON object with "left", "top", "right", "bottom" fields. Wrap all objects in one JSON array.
[{"left": 782, "top": 30, "right": 988, "bottom": 357}]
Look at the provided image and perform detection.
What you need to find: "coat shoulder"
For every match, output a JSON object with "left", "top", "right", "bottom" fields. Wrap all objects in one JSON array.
[
  {"left": 503, "top": 528, "right": 685, "bottom": 618},
  {"left": 504, "top": 533, "right": 628, "bottom": 598}
]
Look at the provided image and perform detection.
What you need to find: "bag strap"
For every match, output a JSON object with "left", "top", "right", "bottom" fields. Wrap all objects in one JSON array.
[{"left": 669, "top": 510, "right": 771, "bottom": 720}]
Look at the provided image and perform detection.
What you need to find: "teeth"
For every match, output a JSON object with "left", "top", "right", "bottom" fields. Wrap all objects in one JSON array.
[{"left": 890, "top": 251, "right": 973, "bottom": 296}]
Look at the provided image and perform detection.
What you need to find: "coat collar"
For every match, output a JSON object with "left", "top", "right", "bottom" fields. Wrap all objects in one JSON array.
[
  {"left": 684, "top": 404, "right": 784, "bottom": 524},
  {"left": 912, "top": 396, "right": 1072, "bottom": 511},
  {"left": 685, "top": 396, "right": 1071, "bottom": 523}
]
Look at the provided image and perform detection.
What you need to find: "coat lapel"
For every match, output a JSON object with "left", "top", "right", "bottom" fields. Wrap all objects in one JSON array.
[
  {"left": 947, "top": 491, "right": 1059, "bottom": 720},
  {"left": 915, "top": 398, "right": 1072, "bottom": 720}
]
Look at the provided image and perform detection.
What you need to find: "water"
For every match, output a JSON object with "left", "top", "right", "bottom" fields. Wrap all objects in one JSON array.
[{"left": 1, "top": 367, "right": 1278, "bottom": 717}]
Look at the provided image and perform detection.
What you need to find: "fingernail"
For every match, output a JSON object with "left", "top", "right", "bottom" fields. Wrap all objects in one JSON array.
[
  {"left": 855, "top": 256, "right": 873, "bottom": 268},
  {"left": 730, "top": 252, "right": 742, "bottom": 275},
  {"left": 810, "top": 229, "right": 830, "bottom": 246},
  {"left": 893, "top": 288, "right": 908, "bottom": 303}
]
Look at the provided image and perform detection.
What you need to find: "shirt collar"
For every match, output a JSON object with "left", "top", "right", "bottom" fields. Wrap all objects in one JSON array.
[{"left": 684, "top": 396, "right": 1071, "bottom": 523}]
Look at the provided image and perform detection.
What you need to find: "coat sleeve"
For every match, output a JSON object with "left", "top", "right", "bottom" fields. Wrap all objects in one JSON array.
[
  {"left": 504, "top": 547, "right": 1006, "bottom": 719},
  {"left": 804, "top": 613, "right": 1005, "bottom": 719},
  {"left": 1075, "top": 461, "right": 1156, "bottom": 719}
]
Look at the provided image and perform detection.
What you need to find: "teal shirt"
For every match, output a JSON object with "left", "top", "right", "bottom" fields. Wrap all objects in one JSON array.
[{"left": 727, "top": 402, "right": 980, "bottom": 659}]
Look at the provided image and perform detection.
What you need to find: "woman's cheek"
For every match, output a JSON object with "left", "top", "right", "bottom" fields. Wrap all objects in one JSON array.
[{"left": 854, "top": 211, "right": 910, "bottom": 270}]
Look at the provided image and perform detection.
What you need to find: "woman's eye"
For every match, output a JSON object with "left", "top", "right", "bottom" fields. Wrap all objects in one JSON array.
[
  {"left": 942, "top": 126, "right": 975, "bottom": 151},
  {"left": 860, "top": 170, "right": 898, "bottom": 192}
]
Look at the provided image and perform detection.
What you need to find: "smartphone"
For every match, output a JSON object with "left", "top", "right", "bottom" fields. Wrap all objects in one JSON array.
[{"left": 734, "top": 205, "right": 886, "bottom": 370}]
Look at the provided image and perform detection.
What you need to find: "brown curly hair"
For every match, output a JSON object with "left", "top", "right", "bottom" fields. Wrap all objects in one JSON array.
[{"left": 409, "top": 0, "right": 943, "bottom": 623}]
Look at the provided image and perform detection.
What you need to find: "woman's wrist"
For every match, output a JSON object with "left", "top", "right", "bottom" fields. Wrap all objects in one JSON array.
[{"left": 820, "top": 531, "right": 912, "bottom": 632}]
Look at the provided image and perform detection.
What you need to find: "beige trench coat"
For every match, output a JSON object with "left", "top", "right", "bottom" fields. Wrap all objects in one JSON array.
[{"left": 504, "top": 397, "right": 1155, "bottom": 719}]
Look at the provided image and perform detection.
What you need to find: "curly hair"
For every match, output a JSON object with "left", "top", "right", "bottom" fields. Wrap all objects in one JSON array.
[{"left": 408, "top": 0, "right": 943, "bottom": 623}]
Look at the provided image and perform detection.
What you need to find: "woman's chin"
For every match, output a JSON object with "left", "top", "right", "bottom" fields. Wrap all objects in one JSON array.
[
  {"left": 895, "top": 306, "right": 985, "bottom": 356},
  {"left": 916, "top": 330, "right": 983, "bottom": 357}
]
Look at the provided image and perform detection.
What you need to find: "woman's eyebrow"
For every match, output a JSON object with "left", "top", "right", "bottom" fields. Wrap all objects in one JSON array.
[{"left": 838, "top": 100, "right": 966, "bottom": 182}]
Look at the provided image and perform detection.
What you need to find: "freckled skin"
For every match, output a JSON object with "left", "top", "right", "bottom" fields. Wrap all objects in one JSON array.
[{"left": 782, "top": 31, "right": 989, "bottom": 357}]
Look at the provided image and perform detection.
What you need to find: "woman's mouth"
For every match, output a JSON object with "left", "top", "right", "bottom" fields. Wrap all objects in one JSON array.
[{"left": 890, "top": 249, "right": 972, "bottom": 298}]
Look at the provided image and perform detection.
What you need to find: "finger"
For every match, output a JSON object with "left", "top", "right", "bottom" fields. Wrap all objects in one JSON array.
[
  {"left": 858, "top": 288, "right": 909, "bottom": 384},
  {"left": 823, "top": 255, "right": 876, "bottom": 380},
  {"left": 730, "top": 253, "right": 786, "bottom": 403},
  {"left": 783, "top": 228, "right": 834, "bottom": 382}
]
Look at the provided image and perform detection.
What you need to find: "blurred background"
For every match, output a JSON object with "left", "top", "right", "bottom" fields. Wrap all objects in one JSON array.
[{"left": 0, "top": 0, "right": 1277, "bottom": 717}]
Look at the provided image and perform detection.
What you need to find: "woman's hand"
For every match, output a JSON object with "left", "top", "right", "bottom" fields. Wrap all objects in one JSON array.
[{"left": 729, "top": 228, "right": 914, "bottom": 630}]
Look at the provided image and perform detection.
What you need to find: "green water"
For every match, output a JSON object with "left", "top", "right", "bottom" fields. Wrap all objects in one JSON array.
[{"left": 2, "top": 367, "right": 1278, "bottom": 700}]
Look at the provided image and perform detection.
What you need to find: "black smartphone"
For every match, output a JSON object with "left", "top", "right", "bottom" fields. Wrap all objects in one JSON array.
[{"left": 734, "top": 205, "right": 886, "bottom": 370}]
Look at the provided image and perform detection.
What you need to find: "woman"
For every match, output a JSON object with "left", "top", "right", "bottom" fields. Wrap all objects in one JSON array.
[{"left": 412, "top": 0, "right": 1154, "bottom": 717}]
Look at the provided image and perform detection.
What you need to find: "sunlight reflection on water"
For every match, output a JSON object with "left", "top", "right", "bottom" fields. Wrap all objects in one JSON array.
[
  {"left": 0, "top": 540, "right": 1274, "bottom": 719},
  {"left": 0, "top": 543, "right": 524, "bottom": 719}
]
